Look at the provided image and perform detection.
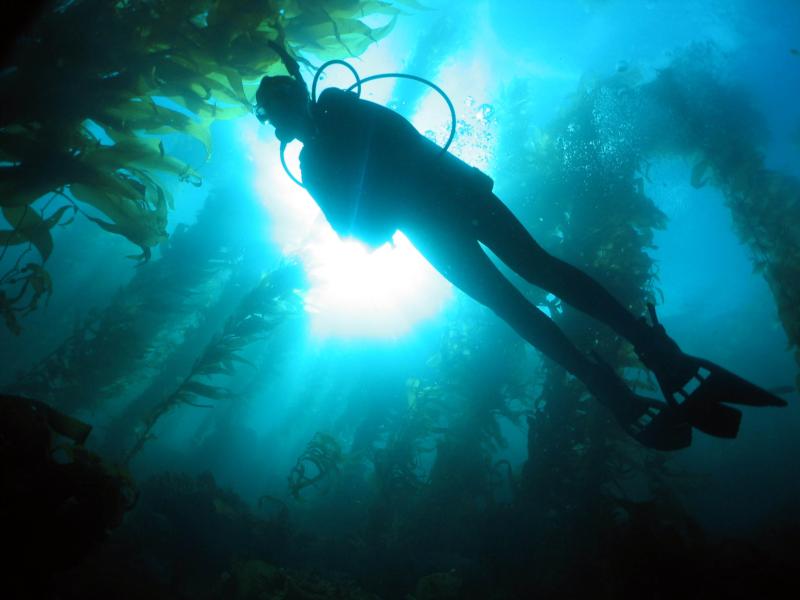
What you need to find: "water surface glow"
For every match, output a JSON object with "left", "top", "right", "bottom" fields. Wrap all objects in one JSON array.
[
  {"left": 243, "top": 123, "right": 453, "bottom": 339},
  {"left": 241, "top": 32, "right": 507, "bottom": 339}
]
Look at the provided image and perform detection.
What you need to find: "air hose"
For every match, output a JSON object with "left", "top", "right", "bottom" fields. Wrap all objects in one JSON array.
[
  {"left": 346, "top": 73, "right": 457, "bottom": 154},
  {"left": 281, "top": 60, "right": 457, "bottom": 187},
  {"left": 279, "top": 141, "right": 304, "bottom": 187}
]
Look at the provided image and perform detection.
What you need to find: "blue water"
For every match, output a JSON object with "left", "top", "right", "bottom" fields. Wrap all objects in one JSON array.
[{"left": 3, "top": 1, "right": 800, "bottom": 597}]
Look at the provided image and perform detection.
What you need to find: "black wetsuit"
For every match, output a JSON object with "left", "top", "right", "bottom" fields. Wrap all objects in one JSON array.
[
  {"left": 300, "top": 88, "right": 493, "bottom": 247},
  {"left": 297, "top": 87, "right": 643, "bottom": 383}
]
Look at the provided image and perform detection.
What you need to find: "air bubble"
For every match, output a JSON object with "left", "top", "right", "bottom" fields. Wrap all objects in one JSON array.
[{"left": 475, "top": 103, "right": 495, "bottom": 121}]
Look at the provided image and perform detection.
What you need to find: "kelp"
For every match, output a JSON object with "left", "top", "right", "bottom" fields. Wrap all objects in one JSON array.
[
  {"left": 0, "top": 259, "right": 53, "bottom": 334},
  {"left": 282, "top": 0, "right": 401, "bottom": 59},
  {"left": 495, "top": 43, "right": 800, "bottom": 542},
  {"left": 0, "top": 0, "right": 403, "bottom": 332},
  {"left": 357, "top": 304, "right": 531, "bottom": 551},
  {"left": 370, "top": 389, "right": 439, "bottom": 502},
  {"left": 549, "top": 43, "right": 800, "bottom": 387},
  {"left": 7, "top": 187, "right": 257, "bottom": 411},
  {"left": 494, "top": 72, "right": 670, "bottom": 521},
  {"left": 288, "top": 431, "right": 344, "bottom": 499},
  {"left": 218, "top": 558, "right": 381, "bottom": 599},
  {"left": 413, "top": 306, "right": 531, "bottom": 542},
  {"left": 1, "top": 394, "right": 136, "bottom": 592},
  {"left": 428, "top": 305, "right": 530, "bottom": 446},
  {"left": 123, "top": 261, "right": 306, "bottom": 464},
  {"left": 637, "top": 44, "right": 800, "bottom": 383},
  {"left": 1, "top": 204, "right": 76, "bottom": 261},
  {"left": 98, "top": 471, "right": 292, "bottom": 596},
  {"left": 0, "top": 202, "right": 72, "bottom": 332}
]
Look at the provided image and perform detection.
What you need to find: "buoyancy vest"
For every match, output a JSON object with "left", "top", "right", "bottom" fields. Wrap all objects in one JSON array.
[{"left": 299, "top": 88, "right": 494, "bottom": 248}]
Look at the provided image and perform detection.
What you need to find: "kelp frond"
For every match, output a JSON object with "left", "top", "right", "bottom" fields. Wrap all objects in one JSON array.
[
  {"left": 123, "top": 261, "right": 306, "bottom": 465},
  {"left": 0, "top": 0, "right": 408, "bottom": 332},
  {"left": 288, "top": 432, "right": 344, "bottom": 500}
]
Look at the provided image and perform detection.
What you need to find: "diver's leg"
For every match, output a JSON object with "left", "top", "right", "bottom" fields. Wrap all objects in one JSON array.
[
  {"left": 473, "top": 194, "right": 647, "bottom": 343},
  {"left": 471, "top": 194, "right": 786, "bottom": 439},
  {"left": 404, "top": 225, "right": 693, "bottom": 450},
  {"left": 406, "top": 227, "right": 598, "bottom": 381}
]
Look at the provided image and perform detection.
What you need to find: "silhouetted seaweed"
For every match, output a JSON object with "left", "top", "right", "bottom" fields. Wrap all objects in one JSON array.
[
  {"left": 640, "top": 44, "right": 800, "bottom": 384},
  {"left": 124, "top": 261, "right": 305, "bottom": 464},
  {"left": 288, "top": 432, "right": 344, "bottom": 500},
  {"left": 7, "top": 188, "right": 255, "bottom": 411},
  {"left": 493, "top": 63, "right": 675, "bottom": 546},
  {"left": 0, "top": 0, "right": 401, "bottom": 332},
  {"left": 1, "top": 393, "right": 136, "bottom": 596}
]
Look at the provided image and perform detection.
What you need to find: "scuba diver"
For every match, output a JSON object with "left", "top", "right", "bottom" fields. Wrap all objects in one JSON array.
[{"left": 254, "top": 49, "right": 787, "bottom": 451}]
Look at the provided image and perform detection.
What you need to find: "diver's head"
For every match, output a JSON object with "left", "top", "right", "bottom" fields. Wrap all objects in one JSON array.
[{"left": 255, "top": 75, "right": 311, "bottom": 142}]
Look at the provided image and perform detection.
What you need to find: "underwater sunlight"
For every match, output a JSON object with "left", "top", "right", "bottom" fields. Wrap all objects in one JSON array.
[
  {"left": 239, "top": 38, "right": 499, "bottom": 339},
  {"left": 242, "top": 121, "right": 453, "bottom": 339}
]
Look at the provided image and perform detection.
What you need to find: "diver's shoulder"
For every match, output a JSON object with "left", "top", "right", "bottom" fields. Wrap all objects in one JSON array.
[{"left": 317, "top": 87, "right": 358, "bottom": 108}]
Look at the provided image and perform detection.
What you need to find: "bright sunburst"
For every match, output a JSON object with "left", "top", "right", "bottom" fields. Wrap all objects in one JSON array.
[
  {"left": 242, "top": 123, "right": 453, "bottom": 339},
  {"left": 241, "top": 45, "right": 498, "bottom": 339}
]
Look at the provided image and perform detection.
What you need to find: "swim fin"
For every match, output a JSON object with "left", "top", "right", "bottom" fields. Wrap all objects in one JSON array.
[
  {"left": 588, "top": 352, "right": 693, "bottom": 451},
  {"left": 634, "top": 303, "right": 788, "bottom": 439}
]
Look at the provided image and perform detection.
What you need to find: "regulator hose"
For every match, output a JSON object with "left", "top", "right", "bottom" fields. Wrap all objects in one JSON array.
[
  {"left": 279, "top": 141, "right": 304, "bottom": 188},
  {"left": 346, "top": 73, "right": 457, "bottom": 155},
  {"left": 281, "top": 61, "right": 458, "bottom": 187},
  {"left": 312, "top": 59, "right": 362, "bottom": 103},
  {"left": 313, "top": 60, "right": 456, "bottom": 154}
]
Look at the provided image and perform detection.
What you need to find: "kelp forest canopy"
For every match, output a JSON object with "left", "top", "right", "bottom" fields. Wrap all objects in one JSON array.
[
  {"left": 497, "top": 42, "right": 800, "bottom": 385},
  {"left": 0, "top": 0, "right": 405, "bottom": 335}
]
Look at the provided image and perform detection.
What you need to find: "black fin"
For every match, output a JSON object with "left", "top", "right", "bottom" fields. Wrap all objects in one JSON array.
[
  {"left": 694, "top": 359, "right": 789, "bottom": 408},
  {"left": 589, "top": 352, "right": 692, "bottom": 451},
  {"left": 637, "top": 303, "right": 787, "bottom": 440},
  {"left": 634, "top": 404, "right": 693, "bottom": 451},
  {"left": 681, "top": 394, "right": 742, "bottom": 438}
]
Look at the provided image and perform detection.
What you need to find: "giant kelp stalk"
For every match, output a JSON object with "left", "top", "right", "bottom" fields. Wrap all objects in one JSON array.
[
  {"left": 1, "top": 394, "right": 137, "bottom": 596},
  {"left": 123, "top": 261, "right": 306, "bottom": 465},
  {"left": 360, "top": 303, "right": 531, "bottom": 553},
  {"left": 495, "top": 72, "right": 668, "bottom": 535},
  {"left": 288, "top": 432, "right": 343, "bottom": 500},
  {"left": 492, "top": 44, "right": 800, "bottom": 584},
  {"left": 0, "top": 0, "right": 402, "bottom": 333},
  {"left": 638, "top": 43, "right": 800, "bottom": 383},
  {"left": 362, "top": 375, "right": 445, "bottom": 542},
  {"left": 6, "top": 187, "right": 259, "bottom": 412},
  {"left": 423, "top": 306, "right": 529, "bottom": 490},
  {"left": 413, "top": 304, "right": 530, "bottom": 544}
]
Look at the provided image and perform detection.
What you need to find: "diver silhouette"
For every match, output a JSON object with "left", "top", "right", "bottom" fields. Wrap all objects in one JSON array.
[{"left": 254, "top": 53, "right": 787, "bottom": 451}]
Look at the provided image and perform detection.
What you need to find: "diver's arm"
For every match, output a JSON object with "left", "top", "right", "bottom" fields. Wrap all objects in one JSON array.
[{"left": 267, "top": 40, "right": 304, "bottom": 85}]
